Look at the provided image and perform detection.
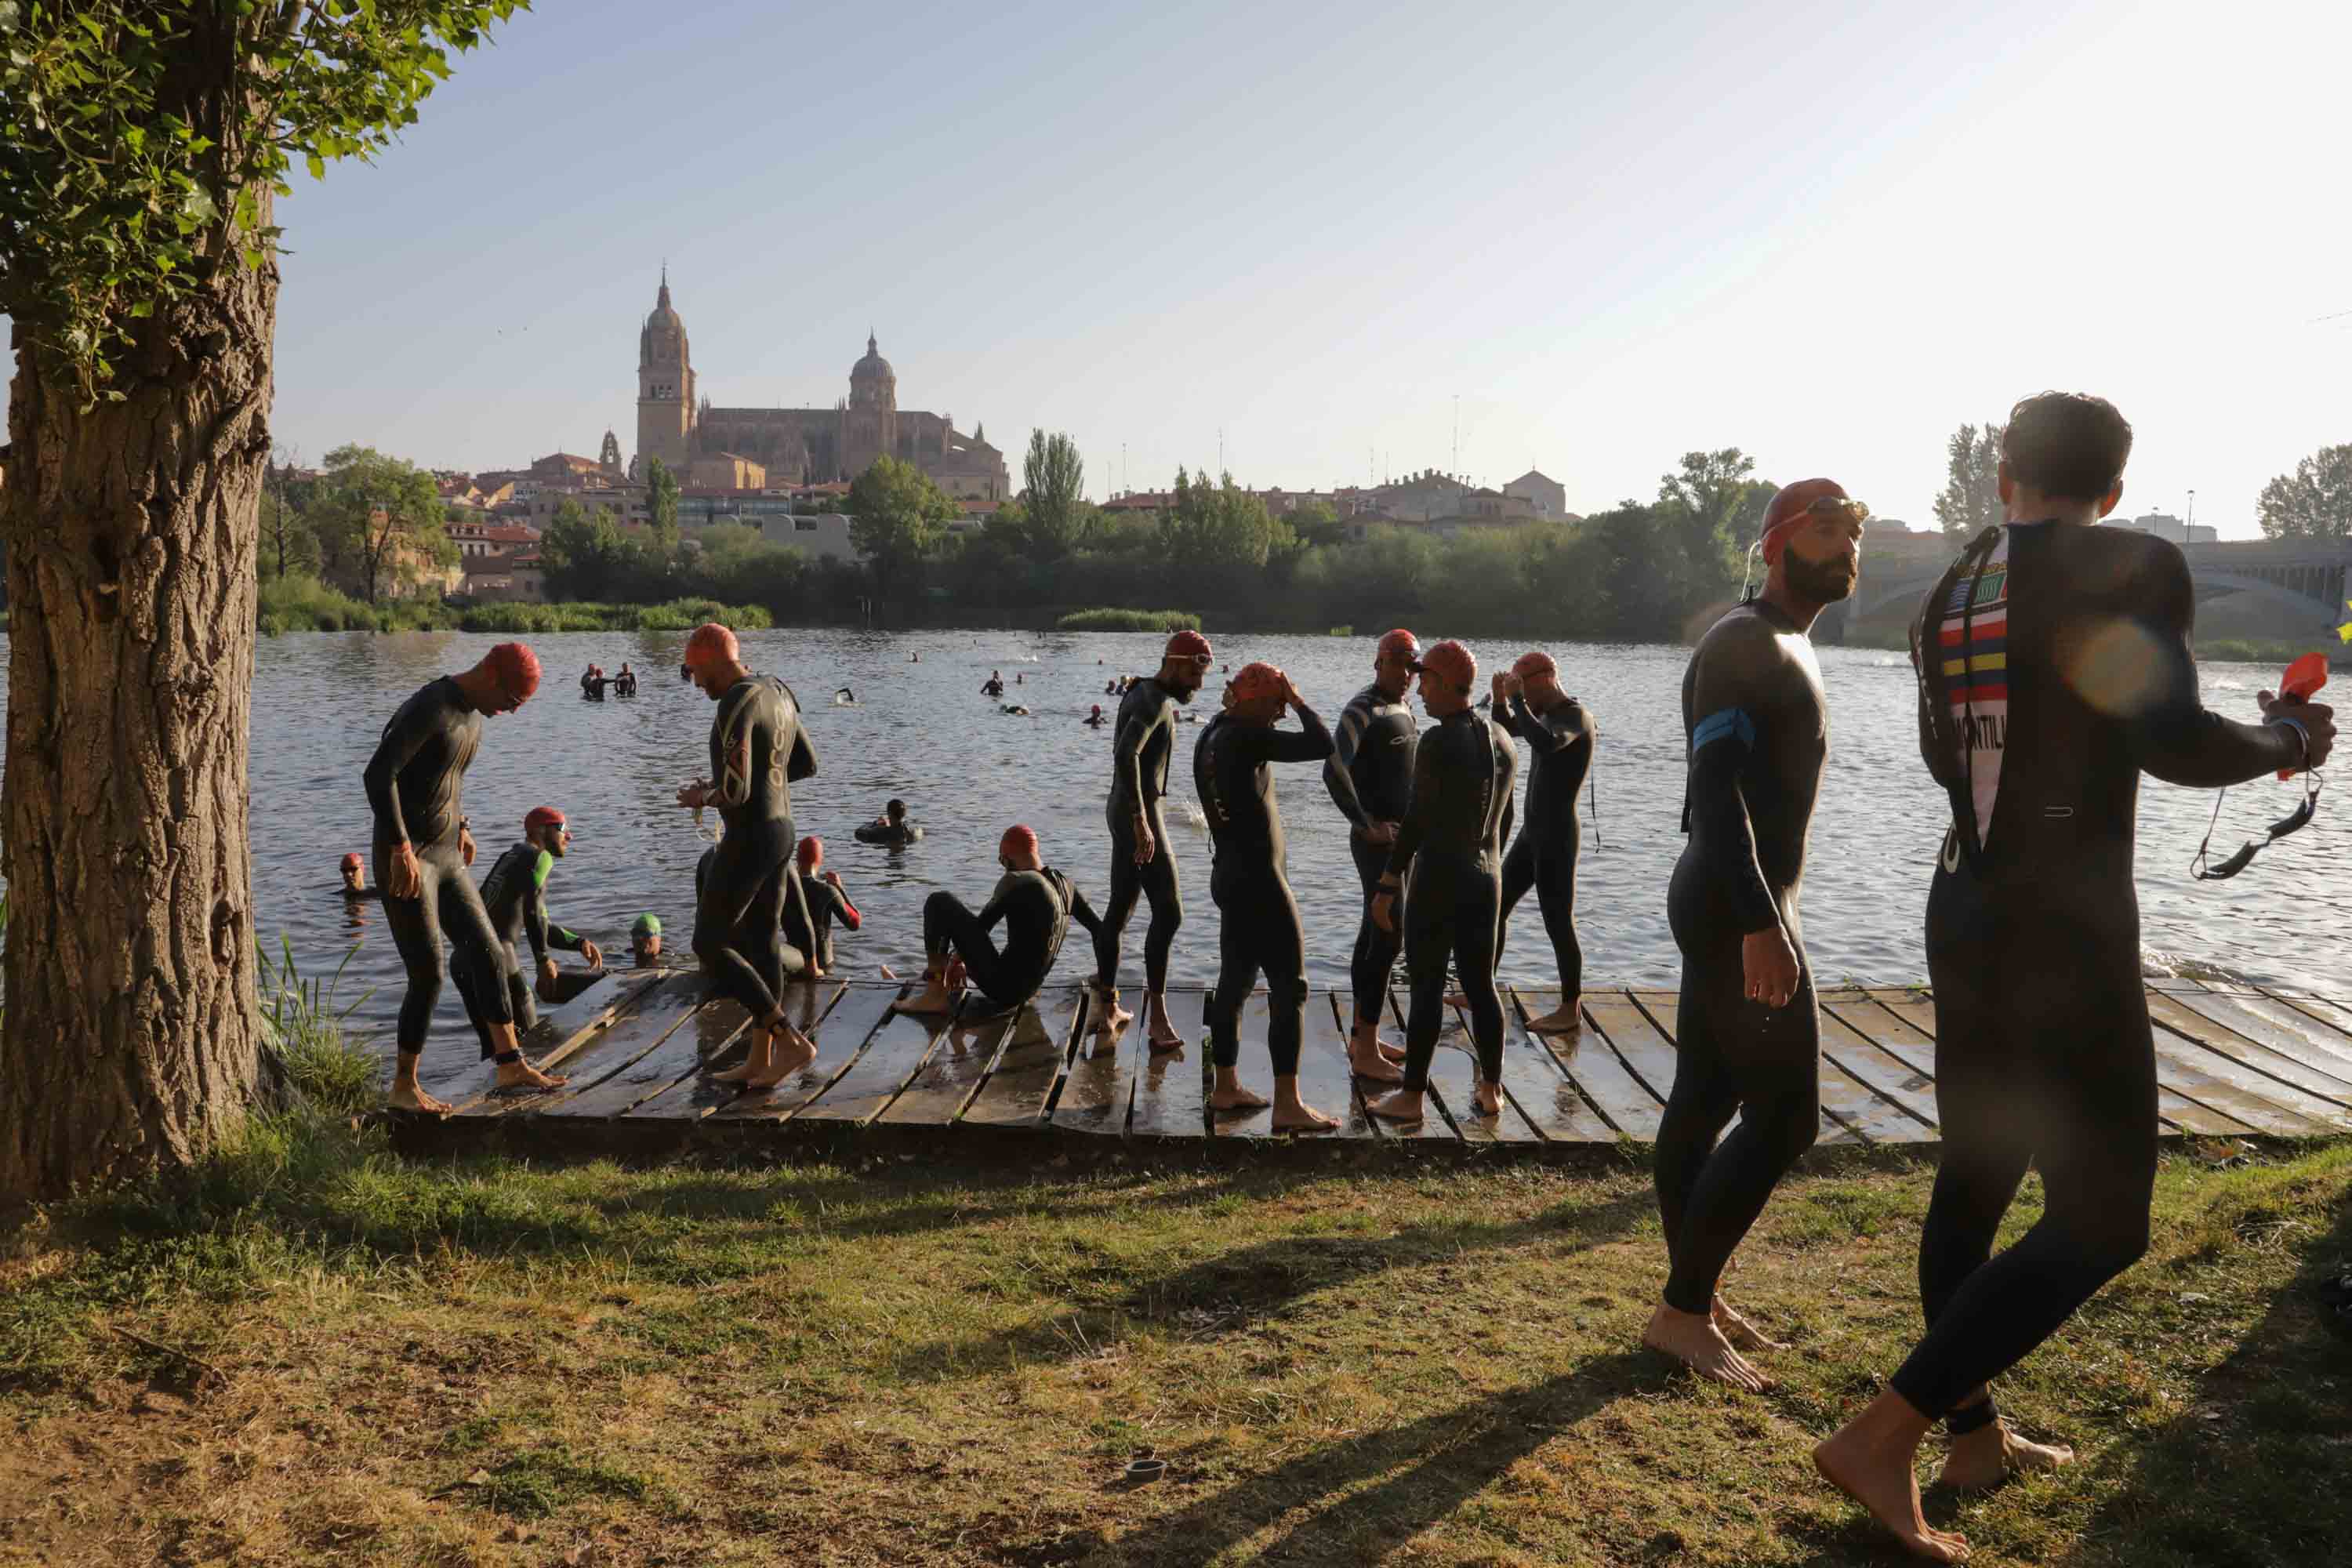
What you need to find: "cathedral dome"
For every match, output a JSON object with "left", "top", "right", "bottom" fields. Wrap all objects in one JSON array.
[
  {"left": 851, "top": 332, "right": 894, "bottom": 386},
  {"left": 641, "top": 273, "right": 688, "bottom": 365}
]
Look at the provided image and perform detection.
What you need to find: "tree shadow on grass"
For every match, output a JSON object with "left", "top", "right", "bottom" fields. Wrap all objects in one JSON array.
[{"left": 1058, "top": 1350, "right": 1656, "bottom": 1567}]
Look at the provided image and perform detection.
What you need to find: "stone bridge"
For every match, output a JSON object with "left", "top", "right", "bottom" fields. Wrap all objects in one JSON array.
[{"left": 1835, "top": 534, "right": 2351, "bottom": 640}]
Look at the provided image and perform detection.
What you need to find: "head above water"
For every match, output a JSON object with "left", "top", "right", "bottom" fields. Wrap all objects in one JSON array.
[
  {"left": 682, "top": 622, "right": 746, "bottom": 698},
  {"left": 1412, "top": 639, "right": 1477, "bottom": 717},
  {"left": 630, "top": 912, "right": 662, "bottom": 963},
  {"left": 2001, "top": 390, "right": 2132, "bottom": 522},
  {"left": 457, "top": 641, "right": 540, "bottom": 715},
  {"left": 1374, "top": 628, "right": 1419, "bottom": 699},
  {"left": 340, "top": 851, "right": 365, "bottom": 891},
  {"left": 1159, "top": 629, "right": 1214, "bottom": 701},
  {"left": 998, "top": 823, "right": 1041, "bottom": 872},
  {"left": 1757, "top": 478, "right": 1866, "bottom": 609},
  {"left": 886, "top": 798, "right": 906, "bottom": 823}
]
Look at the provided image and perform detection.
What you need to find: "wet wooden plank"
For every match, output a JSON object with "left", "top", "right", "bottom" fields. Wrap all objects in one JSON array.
[
  {"left": 1208, "top": 993, "right": 1278, "bottom": 1138},
  {"left": 710, "top": 983, "right": 902, "bottom": 1122},
  {"left": 1628, "top": 992, "right": 1867, "bottom": 1145},
  {"left": 1493, "top": 993, "right": 1616, "bottom": 1142},
  {"left": 878, "top": 1007, "right": 1022, "bottom": 1127},
  {"left": 450, "top": 973, "right": 709, "bottom": 1118},
  {"left": 2256, "top": 989, "right": 2352, "bottom": 1040},
  {"left": 2165, "top": 989, "right": 2352, "bottom": 1080},
  {"left": 1425, "top": 1029, "right": 1543, "bottom": 1142},
  {"left": 1373, "top": 989, "right": 1466, "bottom": 1142},
  {"left": 1515, "top": 989, "right": 1665, "bottom": 1139},
  {"left": 619, "top": 983, "right": 847, "bottom": 1123},
  {"left": 1302, "top": 993, "right": 1385, "bottom": 1139},
  {"left": 797, "top": 994, "right": 952, "bottom": 1125},
  {"left": 1862, "top": 988, "right": 1941, "bottom": 1049},
  {"left": 1052, "top": 1006, "right": 1136, "bottom": 1135},
  {"left": 421, "top": 968, "right": 665, "bottom": 1102},
  {"left": 962, "top": 985, "right": 1085, "bottom": 1128},
  {"left": 543, "top": 998, "right": 753, "bottom": 1120},
  {"left": 2145, "top": 993, "right": 2352, "bottom": 1109},
  {"left": 1815, "top": 1011, "right": 1940, "bottom": 1140},
  {"left": 2145, "top": 1029, "right": 2343, "bottom": 1134}
]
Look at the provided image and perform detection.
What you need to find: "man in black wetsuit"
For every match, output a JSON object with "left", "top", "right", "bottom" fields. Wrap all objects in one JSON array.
[
  {"left": 782, "top": 835, "right": 862, "bottom": 976},
  {"left": 1492, "top": 650, "right": 1596, "bottom": 1033},
  {"left": 1195, "top": 662, "right": 1341, "bottom": 1131},
  {"left": 1366, "top": 640, "right": 1517, "bottom": 1125},
  {"left": 614, "top": 663, "right": 638, "bottom": 697},
  {"left": 471, "top": 806, "right": 604, "bottom": 1058},
  {"left": 365, "top": 641, "right": 564, "bottom": 1112},
  {"left": 1091, "top": 629, "right": 1216, "bottom": 1047},
  {"left": 1323, "top": 628, "right": 1421, "bottom": 1080},
  {"left": 1645, "top": 477, "right": 1863, "bottom": 1396},
  {"left": 677, "top": 622, "right": 822, "bottom": 1091},
  {"left": 981, "top": 670, "right": 1006, "bottom": 698},
  {"left": 1817, "top": 394, "right": 2337, "bottom": 1563},
  {"left": 901, "top": 825, "right": 1106, "bottom": 1014}
]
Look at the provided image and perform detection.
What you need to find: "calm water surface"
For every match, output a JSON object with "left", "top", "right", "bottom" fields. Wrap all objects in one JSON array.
[{"left": 6, "top": 628, "right": 2344, "bottom": 1053}]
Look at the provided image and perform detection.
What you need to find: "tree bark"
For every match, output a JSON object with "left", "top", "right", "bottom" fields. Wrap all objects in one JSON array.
[{"left": 0, "top": 214, "right": 275, "bottom": 1199}]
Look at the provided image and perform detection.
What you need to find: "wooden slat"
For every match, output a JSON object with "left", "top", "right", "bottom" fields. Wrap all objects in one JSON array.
[
  {"left": 1302, "top": 994, "right": 1387, "bottom": 1140},
  {"left": 1372, "top": 989, "right": 1466, "bottom": 1142},
  {"left": 1514, "top": 989, "right": 1665, "bottom": 1139},
  {"left": 961, "top": 986, "right": 1085, "bottom": 1128},
  {"left": 1495, "top": 993, "right": 1617, "bottom": 1142},
  {"left": 1051, "top": 1007, "right": 1135, "bottom": 1135},
  {"left": 710, "top": 983, "right": 902, "bottom": 1122},
  {"left": 1208, "top": 993, "right": 1279, "bottom": 1138},
  {"left": 877, "top": 1007, "right": 1022, "bottom": 1126},
  {"left": 1814, "top": 1010, "right": 1940, "bottom": 1140},
  {"left": 423, "top": 967, "right": 665, "bottom": 1102},
  {"left": 541, "top": 998, "right": 753, "bottom": 1120},
  {"left": 2145, "top": 993, "right": 2352, "bottom": 1109},
  {"left": 797, "top": 993, "right": 949, "bottom": 1125},
  {"left": 1425, "top": 1032, "right": 1543, "bottom": 1142},
  {"left": 2144, "top": 1029, "right": 2343, "bottom": 1134},
  {"left": 448, "top": 973, "right": 707, "bottom": 1118},
  {"left": 2257, "top": 989, "right": 2352, "bottom": 1041},
  {"left": 2165, "top": 989, "right": 2352, "bottom": 1080},
  {"left": 1629, "top": 992, "right": 1867, "bottom": 1145}
]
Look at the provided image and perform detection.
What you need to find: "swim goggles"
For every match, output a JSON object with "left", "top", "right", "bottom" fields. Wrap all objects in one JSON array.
[{"left": 2190, "top": 771, "right": 2322, "bottom": 880}]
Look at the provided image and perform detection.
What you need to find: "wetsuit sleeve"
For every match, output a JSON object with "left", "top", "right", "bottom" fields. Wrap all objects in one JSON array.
[
  {"left": 831, "top": 882, "right": 861, "bottom": 931},
  {"left": 362, "top": 697, "right": 430, "bottom": 844},
  {"left": 2127, "top": 543, "right": 2306, "bottom": 786},
  {"left": 1508, "top": 694, "right": 1581, "bottom": 755},
  {"left": 1111, "top": 702, "right": 1152, "bottom": 815},
  {"left": 1256, "top": 702, "right": 1335, "bottom": 764},
  {"left": 1385, "top": 726, "right": 1447, "bottom": 884},
  {"left": 1685, "top": 633, "right": 1780, "bottom": 934},
  {"left": 1066, "top": 884, "right": 1105, "bottom": 938},
  {"left": 706, "top": 687, "right": 757, "bottom": 808},
  {"left": 1323, "top": 699, "right": 1373, "bottom": 829},
  {"left": 519, "top": 850, "right": 554, "bottom": 963},
  {"left": 782, "top": 687, "right": 818, "bottom": 783},
  {"left": 539, "top": 853, "right": 586, "bottom": 955}
]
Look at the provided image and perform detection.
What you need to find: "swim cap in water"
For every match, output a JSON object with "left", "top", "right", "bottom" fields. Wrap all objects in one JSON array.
[
  {"left": 999, "top": 823, "right": 1040, "bottom": 862},
  {"left": 1164, "top": 629, "right": 1214, "bottom": 663},
  {"left": 1759, "top": 478, "right": 1860, "bottom": 564},
  {"left": 485, "top": 642, "right": 541, "bottom": 700},
  {"left": 1377, "top": 628, "right": 1420, "bottom": 661},
  {"left": 797, "top": 835, "right": 823, "bottom": 872},
  {"left": 1229, "top": 661, "right": 1287, "bottom": 702},
  {"left": 1414, "top": 639, "right": 1477, "bottom": 691},
  {"left": 682, "top": 622, "right": 739, "bottom": 672},
  {"left": 1511, "top": 650, "right": 1557, "bottom": 681},
  {"left": 341, "top": 851, "right": 363, "bottom": 872},
  {"left": 524, "top": 804, "right": 566, "bottom": 837},
  {"left": 632, "top": 913, "right": 662, "bottom": 937}
]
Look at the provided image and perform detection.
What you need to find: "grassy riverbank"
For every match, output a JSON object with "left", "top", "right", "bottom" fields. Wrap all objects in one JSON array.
[
  {"left": 256, "top": 579, "right": 773, "bottom": 637},
  {"left": 3, "top": 1076, "right": 2347, "bottom": 1566}
]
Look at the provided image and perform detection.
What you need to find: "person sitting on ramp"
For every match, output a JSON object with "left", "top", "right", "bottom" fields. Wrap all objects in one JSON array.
[{"left": 898, "top": 825, "right": 1106, "bottom": 1017}]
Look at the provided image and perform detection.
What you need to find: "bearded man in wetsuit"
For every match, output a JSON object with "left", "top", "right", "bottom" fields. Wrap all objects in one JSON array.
[
  {"left": 472, "top": 806, "right": 604, "bottom": 1056},
  {"left": 1323, "top": 629, "right": 1421, "bottom": 1082},
  {"left": 1644, "top": 479, "right": 1863, "bottom": 1395},
  {"left": 1814, "top": 394, "right": 2337, "bottom": 1563},
  {"left": 1091, "top": 629, "right": 1216, "bottom": 1047},
  {"left": 1366, "top": 640, "right": 1517, "bottom": 1126},
  {"left": 1492, "top": 651, "right": 1596, "bottom": 1033},
  {"left": 1194, "top": 662, "right": 1340, "bottom": 1130},
  {"left": 365, "top": 642, "right": 564, "bottom": 1112},
  {"left": 901, "top": 826, "right": 1106, "bottom": 1014},
  {"left": 676, "top": 622, "right": 822, "bottom": 1092}
]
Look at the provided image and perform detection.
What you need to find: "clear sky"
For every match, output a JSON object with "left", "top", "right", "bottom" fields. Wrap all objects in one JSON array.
[{"left": 17, "top": 0, "right": 2350, "bottom": 535}]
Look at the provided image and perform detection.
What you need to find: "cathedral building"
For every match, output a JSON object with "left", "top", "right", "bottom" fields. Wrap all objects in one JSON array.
[{"left": 633, "top": 272, "right": 1010, "bottom": 501}]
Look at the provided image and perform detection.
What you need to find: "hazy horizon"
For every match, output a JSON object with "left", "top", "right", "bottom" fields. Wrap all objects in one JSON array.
[{"left": 7, "top": 1, "right": 2348, "bottom": 539}]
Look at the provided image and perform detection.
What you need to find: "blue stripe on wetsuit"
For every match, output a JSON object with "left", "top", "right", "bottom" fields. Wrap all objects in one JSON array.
[{"left": 1691, "top": 707, "right": 1756, "bottom": 755}]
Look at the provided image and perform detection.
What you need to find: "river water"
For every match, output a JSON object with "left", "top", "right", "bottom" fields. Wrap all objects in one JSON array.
[{"left": 4, "top": 628, "right": 2343, "bottom": 1050}]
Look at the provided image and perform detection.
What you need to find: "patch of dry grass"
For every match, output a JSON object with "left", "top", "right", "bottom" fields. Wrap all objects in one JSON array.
[{"left": 2, "top": 1131, "right": 2348, "bottom": 1566}]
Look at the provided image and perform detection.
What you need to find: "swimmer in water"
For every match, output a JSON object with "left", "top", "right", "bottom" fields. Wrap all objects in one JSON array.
[
  {"left": 836, "top": 687, "right": 857, "bottom": 705},
  {"left": 630, "top": 913, "right": 664, "bottom": 967},
  {"left": 855, "top": 798, "right": 924, "bottom": 845},
  {"left": 580, "top": 664, "right": 608, "bottom": 700},
  {"left": 1002, "top": 703, "right": 1030, "bottom": 717},
  {"left": 614, "top": 663, "right": 637, "bottom": 697},
  {"left": 365, "top": 642, "right": 563, "bottom": 1111},
  {"left": 338, "top": 851, "right": 379, "bottom": 900},
  {"left": 982, "top": 670, "right": 1006, "bottom": 698},
  {"left": 1085, "top": 704, "right": 1108, "bottom": 728}
]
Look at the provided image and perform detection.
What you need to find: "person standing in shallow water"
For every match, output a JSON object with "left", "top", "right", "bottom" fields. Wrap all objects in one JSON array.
[
  {"left": 364, "top": 642, "right": 564, "bottom": 1112},
  {"left": 1644, "top": 479, "right": 1863, "bottom": 1396}
]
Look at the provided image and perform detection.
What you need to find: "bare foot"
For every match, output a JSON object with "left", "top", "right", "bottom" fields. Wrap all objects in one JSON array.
[
  {"left": 1366, "top": 1087, "right": 1426, "bottom": 1123},
  {"left": 1528, "top": 1002, "right": 1584, "bottom": 1034},
  {"left": 1937, "top": 1419, "right": 2073, "bottom": 1492},
  {"left": 1713, "top": 1296, "right": 1790, "bottom": 1353},
  {"left": 1210, "top": 1082, "right": 1271, "bottom": 1112},
  {"left": 1815, "top": 1424, "right": 1972, "bottom": 1562},
  {"left": 1641, "top": 1301, "right": 1773, "bottom": 1392},
  {"left": 746, "top": 1025, "right": 817, "bottom": 1091},
  {"left": 388, "top": 1083, "right": 454, "bottom": 1115},
  {"left": 1469, "top": 1080, "right": 1502, "bottom": 1117},
  {"left": 1272, "top": 1098, "right": 1340, "bottom": 1132},
  {"left": 708, "top": 1059, "right": 760, "bottom": 1083},
  {"left": 1348, "top": 1042, "right": 1404, "bottom": 1083},
  {"left": 495, "top": 1058, "right": 568, "bottom": 1093},
  {"left": 1378, "top": 1039, "right": 1406, "bottom": 1063},
  {"left": 896, "top": 979, "right": 956, "bottom": 1015},
  {"left": 1145, "top": 1013, "right": 1185, "bottom": 1054},
  {"left": 1096, "top": 998, "right": 1134, "bottom": 1038},
  {"left": 1446, "top": 990, "right": 1468, "bottom": 1008}
]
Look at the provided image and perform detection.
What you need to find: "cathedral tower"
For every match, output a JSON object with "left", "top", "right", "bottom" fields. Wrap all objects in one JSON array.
[
  {"left": 636, "top": 269, "right": 695, "bottom": 476},
  {"left": 840, "top": 331, "right": 898, "bottom": 480}
]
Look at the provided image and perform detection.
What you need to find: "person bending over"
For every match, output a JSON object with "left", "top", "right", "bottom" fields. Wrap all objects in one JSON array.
[
  {"left": 677, "top": 622, "right": 822, "bottom": 1092},
  {"left": 1492, "top": 651, "right": 1596, "bottom": 1033},
  {"left": 466, "top": 806, "right": 605, "bottom": 1060},
  {"left": 364, "top": 642, "right": 563, "bottom": 1112},
  {"left": 1367, "top": 640, "right": 1515, "bottom": 1126},
  {"left": 782, "top": 835, "right": 862, "bottom": 977},
  {"left": 1091, "top": 629, "right": 1215, "bottom": 1047},
  {"left": 1648, "top": 479, "right": 1862, "bottom": 1396},
  {"left": 1323, "top": 627, "right": 1421, "bottom": 1080},
  {"left": 900, "top": 826, "right": 1105, "bottom": 1015},
  {"left": 1814, "top": 394, "right": 2336, "bottom": 1563},
  {"left": 1196, "top": 662, "right": 1339, "bottom": 1131}
]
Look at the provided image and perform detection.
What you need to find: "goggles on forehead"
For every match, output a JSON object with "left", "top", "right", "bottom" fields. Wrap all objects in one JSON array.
[{"left": 1775, "top": 495, "right": 1870, "bottom": 529}]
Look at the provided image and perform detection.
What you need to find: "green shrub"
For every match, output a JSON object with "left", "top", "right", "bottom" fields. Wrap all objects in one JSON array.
[
  {"left": 257, "top": 575, "right": 455, "bottom": 633},
  {"left": 455, "top": 598, "right": 773, "bottom": 634},
  {"left": 1055, "top": 608, "right": 1200, "bottom": 633}
]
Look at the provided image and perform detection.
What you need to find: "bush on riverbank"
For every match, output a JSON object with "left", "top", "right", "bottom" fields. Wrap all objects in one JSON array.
[
  {"left": 1054, "top": 608, "right": 1201, "bottom": 633},
  {"left": 454, "top": 598, "right": 774, "bottom": 634},
  {"left": 2201, "top": 637, "right": 2343, "bottom": 666},
  {"left": 258, "top": 575, "right": 451, "bottom": 635}
]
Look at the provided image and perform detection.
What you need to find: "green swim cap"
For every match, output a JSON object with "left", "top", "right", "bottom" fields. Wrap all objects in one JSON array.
[{"left": 632, "top": 913, "right": 662, "bottom": 937}]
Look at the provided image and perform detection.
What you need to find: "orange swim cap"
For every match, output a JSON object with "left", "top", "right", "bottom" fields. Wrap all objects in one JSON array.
[
  {"left": 1164, "top": 629, "right": 1214, "bottom": 663},
  {"left": 1511, "top": 650, "right": 1557, "bottom": 681},
  {"left": 340, "top": 851, "right": 362, "bottom": 872},
  {"left": 797, "top": 835, "right": 823, "bottom": 872},
  {"left": 682, "top": 622, "right": 739, "bottom": 672},
  {"left": 999, "top": 823, "right": 1040, "bottom": 862},
  {"left": 524, "top": 804, "right": 566, "bottom": 837},
  {"left": 1414, "top": 639, "right": 1476, "bottom": 691},
  {"left": 1376, "top": 628, "right": 1420, "bottom": 661},
  {"left": 1229, "top": 661, "right": 1287, "bottom": 702},
  {"left": 484, "top": 641, "right": 541, "bottom": 700},
  {"left": 1759, "top": 477, "right": 1855, "bottom": 564}
]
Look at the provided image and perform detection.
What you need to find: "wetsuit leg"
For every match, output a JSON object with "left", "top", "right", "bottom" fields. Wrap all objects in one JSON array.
[
  {"left": 452, "top": 960, "right": 496, "bottom": 1058},
  {"left": 1399, "top": 862, "right": 1459, "bottom": 1091},
  {"left": 1533, "top": 829, "right": 1584, "bottom": 999},
  {"left": 1452, "top": 867, "right": 1505, "bottom": 1083},
  {"left": 1094, "top": 804, "right": 1181, "bottom": 993},
  {"left": 1138, "top": 807, "right": 1181, "bottom": 994},
  {"left": 1208, "top": 869, "right": 1308, "bottom": 1074},
  {"left": 1264, "top": 873, "right": 1308, "bottom": 1077},
  {"left": 922, "top": 891, "right": 1022, "bottom": 1004},
  {"left": 1495, "top": 829, "right": 1535, "bottom": 967},
  {"left": 1207, "top": 866, "right": 1260, "bottom": 1071},
  {"left": 379, "top": 849, "right": 448, "bottom": 1054},
  {"left": 1093, "top": 808, "right": 1143, "bottom": 982},
  {"left": 694, "top": 833, "right": 792, "bottom": 1022},
  {"left": 1654, "top": 861, "right": 1820, "bottom": 1316},
  {"left": 1888, "top": 870, "right": 2156, "bottom": 1418},
  {"left": 503, "top": 942, "right": 539, "bottom": 1036},
  {"left": 437, "top": 861, "right": 510, "bottom": 1044},
  {"left": 1348, "top": 835, "right": 1403, "bottom": 1025}
]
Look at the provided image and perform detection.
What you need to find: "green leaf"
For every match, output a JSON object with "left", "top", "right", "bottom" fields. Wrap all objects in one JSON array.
[{"left": 305, "top": 152, "right": 325, "bottom": 180}]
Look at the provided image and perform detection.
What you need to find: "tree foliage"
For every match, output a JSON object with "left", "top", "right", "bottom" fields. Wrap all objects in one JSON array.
[
  {"left": 310, "top": 443, "right": 454, "bottom": 603},
  {"left": 846, "top": 455, "right": 954, "bottom": 600},
  {"left": 0, "top": 0, "right": 528, "bottom": 400},
  {"left": 1017, "top": 429, "right": 1089, "bottom": 561},
  {"left": 2256, "top": 442, "right": 2352, "bottom": 540},
  {"left": 1160, "top": 467, "right": 1294, "bottom": 572},
  {"left": 1933, "top": 423, "right": 2006, "bottom": 536},
  {"left": 644, "top": 456, "right": 681, "bottom": 548}
]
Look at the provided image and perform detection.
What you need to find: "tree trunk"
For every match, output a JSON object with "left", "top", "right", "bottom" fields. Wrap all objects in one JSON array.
[{"left": 0, "top": 230, "right": 275, "bottom": 1199}]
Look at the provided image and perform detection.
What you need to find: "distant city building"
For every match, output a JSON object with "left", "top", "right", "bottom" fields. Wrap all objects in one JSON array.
[
  {"left": 688, "top": 452, "right": 767, "bottom": 492},
  {"left": 633, "top": 271, "right": 1011, "bottom": 501},
  {"left": 1503, "top": 468, "right": 1566, "bottom": 520}
]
